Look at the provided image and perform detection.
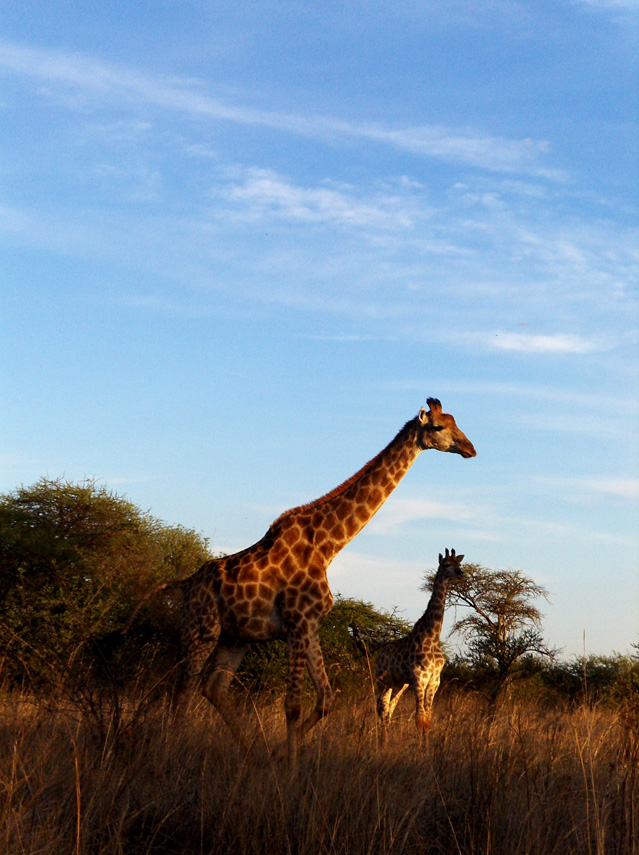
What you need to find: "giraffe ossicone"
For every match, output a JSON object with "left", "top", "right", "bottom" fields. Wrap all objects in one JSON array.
[
  {"left": 129, "top": 399, "right": 476, "bottom": 762},
  {"left": 375, "top": 547, "right": 464, "bottom": 742}
]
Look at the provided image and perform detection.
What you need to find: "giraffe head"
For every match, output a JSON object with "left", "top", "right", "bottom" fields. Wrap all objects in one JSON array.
[
  {"left": 417, "top": 398, "right": 476, "bottom": 458},
  {"left": 438, "top": 547, "right": 464, "bottom": 580}
]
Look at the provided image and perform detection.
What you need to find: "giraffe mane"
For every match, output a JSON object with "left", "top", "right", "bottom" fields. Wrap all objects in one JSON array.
[{"left": 269, "top": 417, "right": 418, "bottom": 528}]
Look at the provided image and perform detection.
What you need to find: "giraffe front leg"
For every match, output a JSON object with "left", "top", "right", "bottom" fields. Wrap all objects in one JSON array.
[
  {"left": 422, "top": 670, "right": 442, "bottom": 736},
  {"left": 414, "top": 677, "right": 429, "bottom": 745},
  {"left": 299, "top": 632, "right": 333, "bottom": 739},
  {"left": 283, "top": 630, "right": 311, "bottom": 766},
  {"left": 416, "top": 671, "right": 441, "bottom": 744}
]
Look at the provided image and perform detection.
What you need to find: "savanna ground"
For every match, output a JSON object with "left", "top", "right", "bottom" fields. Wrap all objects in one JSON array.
[{"left": 1, "top": 684, "right": 637, "bottom": 855}]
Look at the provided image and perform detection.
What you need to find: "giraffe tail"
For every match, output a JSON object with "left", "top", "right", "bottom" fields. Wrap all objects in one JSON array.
[
  {"left": 123, "top": 578, "right": 187, "bottom": 635},
  {"left": 349, "top": 623, "right": 369, "bottom": 657}
]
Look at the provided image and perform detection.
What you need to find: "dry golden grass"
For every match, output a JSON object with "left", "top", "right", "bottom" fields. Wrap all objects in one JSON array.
[{"left": 1, "top": 688, "right": 637, "bottom": 855}]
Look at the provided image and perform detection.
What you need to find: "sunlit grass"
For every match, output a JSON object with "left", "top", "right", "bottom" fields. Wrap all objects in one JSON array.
[{"left": 1, "top": 688, "right": 637, "bottom": 854}]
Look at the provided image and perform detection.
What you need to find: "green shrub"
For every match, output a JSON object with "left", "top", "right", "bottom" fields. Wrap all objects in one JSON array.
[{"left": 0, "top": 477, "right": 210, "bottom": 691}]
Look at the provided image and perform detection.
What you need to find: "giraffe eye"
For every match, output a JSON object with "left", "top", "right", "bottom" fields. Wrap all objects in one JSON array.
[{"left": 431, "top": 425, "right": 444, "bottom": 432}]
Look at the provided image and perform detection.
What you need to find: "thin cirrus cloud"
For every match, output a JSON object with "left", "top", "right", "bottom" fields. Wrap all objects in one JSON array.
[
  {"left": 368, "top": 498, "right": 478, "bottom": 535},
  {"left": 0, "top": 40, "right": 560, "bottom": 177},
  {"left": 583, "top": 478, "right": 639, "bottom": 499},
  {"left": 488, "top": 332, "right": 603, "bottom": 354},
  {"left": 577, "top": 0, "right": 639, "bottom": 10},
  {"left": 220, "top": 167, "right": 416, "bottom": 228},
  {"left": 532, "top": 474, "right": 639, "bottom": 503},
  {"left": 570, "top": 478, "right": 639, "bottom": 500}
]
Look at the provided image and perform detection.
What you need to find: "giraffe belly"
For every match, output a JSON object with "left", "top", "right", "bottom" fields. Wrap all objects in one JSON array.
[
  {"left": 220, "top": 606, "right": 285, "bottom": 641},
  {"left": 383, "top": 667, "right": 414, "bottom": 689}
]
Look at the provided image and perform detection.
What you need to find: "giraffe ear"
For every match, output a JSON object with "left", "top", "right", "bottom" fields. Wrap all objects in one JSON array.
[
  {"left": 457, "top": 554, "right": 465, "bottom": 564},
  {"left": 419, "top": 407, "right": 429, "bottom": 425}
]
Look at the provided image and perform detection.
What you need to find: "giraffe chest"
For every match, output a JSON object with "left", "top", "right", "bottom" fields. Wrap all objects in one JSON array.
[
  {"left": 377, "top": 635, "right": 443, "bottom": 682},
  {"left": 410, "top": 638, "right": 443, "bottom": 665}
]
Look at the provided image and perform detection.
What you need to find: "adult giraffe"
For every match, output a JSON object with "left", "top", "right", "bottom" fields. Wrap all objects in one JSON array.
[{"left": 134, "top": 399, "right": 476, "bottom": 761}]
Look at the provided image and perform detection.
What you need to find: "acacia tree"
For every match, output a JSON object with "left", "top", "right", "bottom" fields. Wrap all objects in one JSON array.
[{"left": 423, "top": 562, "right": 557, "bottom": 703}]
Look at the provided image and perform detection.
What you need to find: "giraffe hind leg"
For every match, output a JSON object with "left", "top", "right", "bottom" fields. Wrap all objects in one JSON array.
[
  {"left": 376, "top": 687, "right": 391, "bottom": 724},
  {"left": 171, "top": 610, "right": 220, "bottom": 712},
  {"left": 376, "top": 682, "right": 408, "bottom": 725},
  {"left": 376, "top": 686, "right": 393, "bottom": 743},
  {"left": 171, "top": 638, "right": 217, "bottom": 712},
  {"left": 201, "top": 635, "right": 251, "bottom": 753}
]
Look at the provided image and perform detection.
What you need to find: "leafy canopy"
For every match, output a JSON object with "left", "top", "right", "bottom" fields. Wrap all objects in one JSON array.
[{"left": 0, "top": 477, "right": 211, "bottom": 688}]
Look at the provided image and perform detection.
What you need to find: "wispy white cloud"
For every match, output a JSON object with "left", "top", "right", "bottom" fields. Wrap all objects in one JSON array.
[
  {"left": 576, "top": 0, "right": 639, "bottom": 11},
  {"left": 438, "top": 330, "right": 609, "bottom": 358},
  {"left": 78, "top": 119, "right": 154, "bottom": 144},
  {"left": 303, "top": 333, "right": 382, "bottom": 342},
  {"left": 488, "top": 331, "right": 603, "bottom": 354},
  {"left": 555, "top": 477, "right": 639, "bottom": 500},
  {"left": 220, "top": 167, "right": 417, "bottom": 228},
  {"left": 0, "top": 203, "right": 32, "bottom": 235},
  {"left": 89, "top": 162, "right": 163, "bottom": 203},
  {"left": 0, "top": 40, "right": 560, "bottom": 177},
  {"left": 370, "top": 498, "right": 478, "bottom": 534},
  {"left": 328, "top": 549, "right": 427, "bottom": 587},
  {"left": 581, "top": 478, "right": 639, "bottom": 499},
  {"left": 340, "top": 122, "right": 561, "bottom": 178}
]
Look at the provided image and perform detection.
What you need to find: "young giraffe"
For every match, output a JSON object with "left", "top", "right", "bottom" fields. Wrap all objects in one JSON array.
[
  {"left": 375, "top": 548, "right": 464, "bottom": 743},
  {"left": 134, "top": 399, "right": 475, "bottom": 761}
]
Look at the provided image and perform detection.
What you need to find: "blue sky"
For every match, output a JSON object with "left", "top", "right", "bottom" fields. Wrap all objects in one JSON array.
[{"left": 1, "top": 0, "right": 637, "bottom": 657}]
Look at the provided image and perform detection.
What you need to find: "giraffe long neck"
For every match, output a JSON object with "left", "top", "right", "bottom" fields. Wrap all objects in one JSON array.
[
  {"left": 273, "top": 418, "right": 422, "bottom": 559},
  {"left": 413, "top": 574, "right": 450, "bottom": 643}
]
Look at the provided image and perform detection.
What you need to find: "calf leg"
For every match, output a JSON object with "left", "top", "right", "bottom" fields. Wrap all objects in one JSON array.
[
  {"left": 376, "top": 683, "right": 408, "bottom": 744},
  {"left": 388, "top": 683, "right": 408, "bottom": 721},
  {"left": 415, "top": 670, "right": 441, "bottom": 744}
]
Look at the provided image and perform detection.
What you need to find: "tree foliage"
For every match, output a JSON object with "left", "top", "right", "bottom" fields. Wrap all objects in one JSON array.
[
  {"left": 542, "top": 653, "right": 639, "bottom": 706},
  {"left": 423, "top": 562, "right": 557, "bottom": 702},
  {"left": 0, "top": 477, "right": 211, "bottom": 690}
]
